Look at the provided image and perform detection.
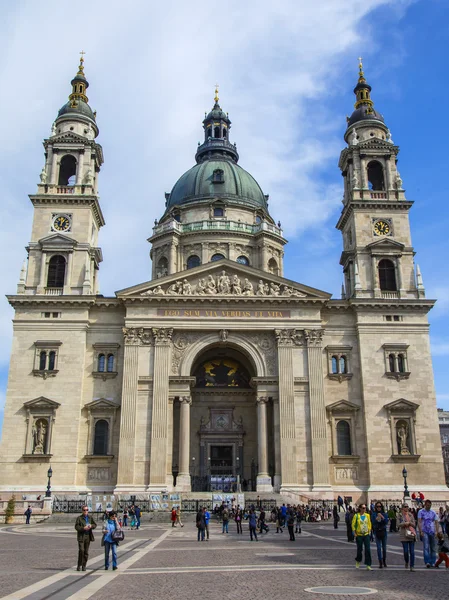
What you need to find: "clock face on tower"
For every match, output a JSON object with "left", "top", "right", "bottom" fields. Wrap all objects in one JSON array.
[
  {"left": 52, "top": 214, "right": 71, "bottom": 232},
  {"left": 373, "top": 219, "right": 391, "bottom": 236}
]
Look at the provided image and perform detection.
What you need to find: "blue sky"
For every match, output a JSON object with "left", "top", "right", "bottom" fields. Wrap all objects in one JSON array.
[{"left": 0, "top": 0, "right": 448, "bottom": 436}]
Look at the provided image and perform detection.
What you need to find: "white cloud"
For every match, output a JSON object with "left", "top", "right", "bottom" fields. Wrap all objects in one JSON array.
[
  {"left": 431, "top": 341, "right": 449, "bottom": 357},
  {"left": 0, "top": 0, "right": 411, "bottom": 378}
]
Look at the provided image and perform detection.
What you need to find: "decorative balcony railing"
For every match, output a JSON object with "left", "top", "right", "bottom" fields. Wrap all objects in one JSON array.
[
  {"left": 45, "top": 287, "right": 63, "bottom": 296},
  {"left": 152, "top": 219, "right": 283, "bottom": 238},
  {"left": 381, "top": 291, "right": 399, "bottom": 299}
]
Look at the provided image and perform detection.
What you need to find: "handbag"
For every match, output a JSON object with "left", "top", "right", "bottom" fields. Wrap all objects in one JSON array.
[
  {"left": 112, "top": 528, "right": 125, "bottom": 542},
  {"left": 405, "top": 529, "right": 416, "bottom": 540},
  {"left": 101, "top": 534, "right": 105, "bottom": 547}
]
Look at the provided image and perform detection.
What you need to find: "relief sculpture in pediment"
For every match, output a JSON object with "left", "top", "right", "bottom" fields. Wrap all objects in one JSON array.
[{"left": 140, "top": 270, "right": 306, "bottom": 298}]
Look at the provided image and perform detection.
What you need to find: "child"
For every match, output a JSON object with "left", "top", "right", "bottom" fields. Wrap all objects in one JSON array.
[{"left": 434, "top": 533, "right": 449, "bottom": 568}]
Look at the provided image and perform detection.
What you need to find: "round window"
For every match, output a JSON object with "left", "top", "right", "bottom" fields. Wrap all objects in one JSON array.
[
  {"left": 211, "top": 253, "right": 225, "bottom": 262},
  {"left": 236, "top": 256, "right": 249, "bottom": 266}
]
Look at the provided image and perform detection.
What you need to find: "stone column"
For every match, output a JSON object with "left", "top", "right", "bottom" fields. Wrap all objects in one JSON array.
[
  {"left": 37, "top": 251, "right": 47, "bottom": 293},
  {"left": 396, "top": 256, "right": 405, "bottom": 297},
  {"left": 50, "top": 151, "right": 58, "bottom": 184},
  {"left": 275, "top": 329, "right": 301, "bottom": 486},
  {"left": 304, "top": 329, "right": 331, "bottom": 491},
  {"left": 272, "top": 398, "right": 281, "bottom": 491},
  {"left": 385, "top": 155, "right": 392, "bottom": 191},
  {"left": 177, "top": 396, "right": 192, "bottom": 490},
  {"left": 116, "top": 328, "right": 148, "bottom": 490},
  {"left": 149, "top": 328, "right": 173, "bottom": 488},
  {"left": 76, "top": 151, "right": 85, "bottom": 185},
  {"left": 166, "top": 396, "right": 175, "bottom": 487},
  {"left": 168, "top": 242, "right": 177, "bottom": 274},
  {"left": 372, "top": 255, "right": 380, "bottom": 297},
  {"left": 201, "top": 242, "right": 209, "bottom": 265},
  {"left": 256, "top": 397, "right": 271, "bottom": 490}
]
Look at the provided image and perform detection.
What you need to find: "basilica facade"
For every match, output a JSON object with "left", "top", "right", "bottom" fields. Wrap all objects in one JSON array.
[{"left": 0, "top": 58, "right": 446, "bottom": 501}]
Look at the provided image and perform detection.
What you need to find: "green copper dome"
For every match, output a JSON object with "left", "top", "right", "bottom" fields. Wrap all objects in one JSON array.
[{"left": 166, "top": 158, "right": 268, "bottom": 211}]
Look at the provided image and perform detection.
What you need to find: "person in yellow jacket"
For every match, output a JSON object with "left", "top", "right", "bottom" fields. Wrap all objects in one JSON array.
[{"left": 352, "top": 503, "right": 372, "bottom": 570}]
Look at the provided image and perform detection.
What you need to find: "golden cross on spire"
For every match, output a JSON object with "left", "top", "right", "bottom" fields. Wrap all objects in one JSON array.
[
  {"left": 77, "top": 50, "right": 86, "bottom": 75},
  {"left": 214, "top": 83, "right": 219, "bottom": 104},
  {"left": 357, "top": 56, "right": 365, "bottom": 81}
]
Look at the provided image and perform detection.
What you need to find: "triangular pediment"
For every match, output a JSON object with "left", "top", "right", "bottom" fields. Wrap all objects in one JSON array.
[
  {"left": 116, "top": 259, "right": 331, "bottom": 300},
  {"left": 384, "top": 398, "right": 420, "bottom": 413},
  {"left": 47, "top": 131, "right": 92, "bottom": 145},
  {"left": 366, "top": 238, "right": 405, "bottom": 252},
  {"left": 24, "top": 396, "right": 61, "bottom": 410},
  {"left": 357, "top": 138, "right": 397, "bottom": 151},
  {"left": 38, "top": 233, "right": 77, "bottom": 249},
  {"left": 326, "top": 400, "right": 360, "bottom": 413},
  {"left": 84, "top": 398, "right": 119, "bottom": 411}
]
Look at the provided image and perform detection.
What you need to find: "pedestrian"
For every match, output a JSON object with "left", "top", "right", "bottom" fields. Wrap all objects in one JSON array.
[
  {"left": 235, "top": 508, "right": 243, "bottom": 534},
  {"left": 196, "top": 507, "right": 206, "bottom": 541},
  {"left": 122, "top": 507, "right": 128, "bottom": 528},
  {"left": 418, "top": 499, "right": 440, "bottom": 568},
  {"left": 287, "top": 510, "right": 295, "bottom": 541},
  {"left": 222, "top": 506, "right": 229, "bottom": 534},
  {"left": 203, "top": 506, "right": 210, "bottom": 540},
  {"left": 134, "top": 504, "right": 141, "bottom": 529},
  {"left": 333, "top": 505, "right": 340, "bottom": 529},
  {"left": 24, "top": 505, "right": 32, "bottom": 525},
  {"left": 337, "top": 495, "right": 344, "bottom": 513},
  {"left": 280, "top": 503, "right": 287, "bottom": 527},
  {"left": 345, "top": 507, "right": 354, "bottom": 542},
  {"left": 171, "top": 507, "right": 177, "bottom": 527},
  {"left": 295, "top": 508, "right": 302, "bottom": 534},
  {"left": 102, "top": 511, "right": 122, "bottom": 571},
  {"left": 434, "top": 532, "right": 449, "bottom": 568},
  {"left": 74, "top": 505, "right": 97, "bottom": 572},
  {"left": 387, "top": 506, "right": 397, "bottom": 532},
  {"left": 176, "top": 505, "right": 184, "bottom": 528},
  {"left": 259, "top": 507, "right": 269, "bottom": 533},
  {"left": 372, "top": 502, "right": 389, "bottom": 568},
  {"left": 129, "top": 505, "right": 136, "bottom": 529},
  {"left": 352, "top": 503, "right": 372, "bottom": 570},
  {"left": 248, "top": 508, "right": 258, "bottom": 541},
  {"left": 398, "top": 503, "right": 417, "bottom": 572}
]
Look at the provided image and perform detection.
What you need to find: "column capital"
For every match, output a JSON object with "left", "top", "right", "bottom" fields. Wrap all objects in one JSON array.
[
  {"left": 179, "top": 396, "right": 192, "bottom": 405},
  {"left": 152, "top": 327, "right": 173, "bottom": 345},
  {"left": 275, "top": 328, "right": 303, "bottom": 347},
  {"left": 122, "top": 327, "right": 152, "bottom": 345},
  {"left": 304, "top": 329, "right": 324, "bottom": 348},
  {"left": 256, "top": 396, "right": 269, "bottom": 405}
]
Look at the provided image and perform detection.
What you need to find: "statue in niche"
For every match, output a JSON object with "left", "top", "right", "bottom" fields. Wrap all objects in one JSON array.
[
  {"left": 352, "top": 171, "right": 359, "bottom": 189},
  {"left": 397, "top": 421, "right": 410, "bottom": 455},
  {"left": 350, "top": 129, "right": 358, "bottom": 146},
  {"left": 396, "top": 172, "right": 403, "bottom": 190},
  {"left": 242, "top": 278, "right": 253, "bottom": 295},
  {"left": 51, "top": 122, "right": 57, "bottom": 136},
  {"left": 217, "top": 270, "right": 230, "bottom": 294},
  {"left": 32, "top": 419, "right": 47, "bottom": 454},
  {"left": 40, "top": 167, "right": 47, "bottom": 183}
]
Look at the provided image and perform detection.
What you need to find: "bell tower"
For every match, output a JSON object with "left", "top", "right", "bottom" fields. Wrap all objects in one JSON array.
[
  {"left": 336, "top": 59, "right": 424, "bottom": 300},
  {"left": 18, "top": 54, "right": 105, "bottom": 296}
]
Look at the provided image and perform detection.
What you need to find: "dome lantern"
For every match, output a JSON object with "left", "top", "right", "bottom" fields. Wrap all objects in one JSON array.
[{"left": 346, "top": 58, "right": 385, "bottom": 128}]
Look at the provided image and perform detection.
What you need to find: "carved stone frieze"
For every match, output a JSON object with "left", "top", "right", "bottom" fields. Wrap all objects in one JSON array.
[
  {"left": 171, "top": 332, "right": 202, "bottom": 374},
  {"left": 87, "top": 467, "right": 110, "bottom": 482},
  {"left": 140, "top": 269, "right": 306, "bottom": 298},
  {"left": 335, "top": 467, "right": 358, "bottom": 481},
  {"left": 123, "top": 327, "right": 153, "bottom": 345},
  {"left": 275, "top": 329, "right": 304, "bottom": 347},
  {"left": 304, "top": 329, "right": 324, "bottom": 347},
  {"left": 249, "top": 333, "right": 277, "bottom": 376}
]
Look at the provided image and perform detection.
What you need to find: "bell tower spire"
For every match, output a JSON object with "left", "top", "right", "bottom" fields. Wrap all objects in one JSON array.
[
  {"left": 20, "top": 55, "right": 105, "bottom": 296},
  {"left": 336, "top": 59, "right": 420, "bottom": 300}
]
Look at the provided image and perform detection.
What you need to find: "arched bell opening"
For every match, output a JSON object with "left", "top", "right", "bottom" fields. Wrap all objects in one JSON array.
[{"left": 172, "top": 343, "right": 272, "bottom": 493}]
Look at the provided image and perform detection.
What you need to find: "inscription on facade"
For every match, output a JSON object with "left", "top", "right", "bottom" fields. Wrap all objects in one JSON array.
[{"left": 158, "top": 309, "right": 290, "bottom": 318}]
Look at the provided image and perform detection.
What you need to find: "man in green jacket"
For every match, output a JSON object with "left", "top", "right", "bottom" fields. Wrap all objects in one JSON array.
[{"left": 74, "top": 506, "right": 97, "bottom": 571}]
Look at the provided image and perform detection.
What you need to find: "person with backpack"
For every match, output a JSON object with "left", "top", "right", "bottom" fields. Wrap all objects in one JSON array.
[
  {"left": 102, "top": 511, "right": 123, "bottom": 570},
  {"left": 222, "top": 506, "right": 230, "bottom": 534},
  {"left": 372, "top": 502, "right": 389, "bottom": 568},
  {"left": 295, "top": 507, "right": 302, "bottom": 534},
  {"left": 24, "top": 505, "right": 32, "bottom": 525},
  {"left": 352, "top": 503, "right": 372, "bottom": 570},
  {"left": 258, "top": 507, "right": 269, "bottom": 533}
]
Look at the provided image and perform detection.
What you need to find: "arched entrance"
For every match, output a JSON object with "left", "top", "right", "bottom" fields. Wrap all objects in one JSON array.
[{"left": 172, "top": 345, "right": 273, "bottom": 492}]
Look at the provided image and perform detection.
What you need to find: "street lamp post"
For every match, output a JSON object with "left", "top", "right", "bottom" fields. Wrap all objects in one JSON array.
[
  {"left": 45, "top": 465, "right": 53, "bottom": 498},
  {"left": 402, "top": 466, "right": 410, "bottom": 501}
]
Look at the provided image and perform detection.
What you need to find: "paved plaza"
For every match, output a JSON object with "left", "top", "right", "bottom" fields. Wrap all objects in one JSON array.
[{"left": 0, "top": 518, "right": 447, "bottom": 600}]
